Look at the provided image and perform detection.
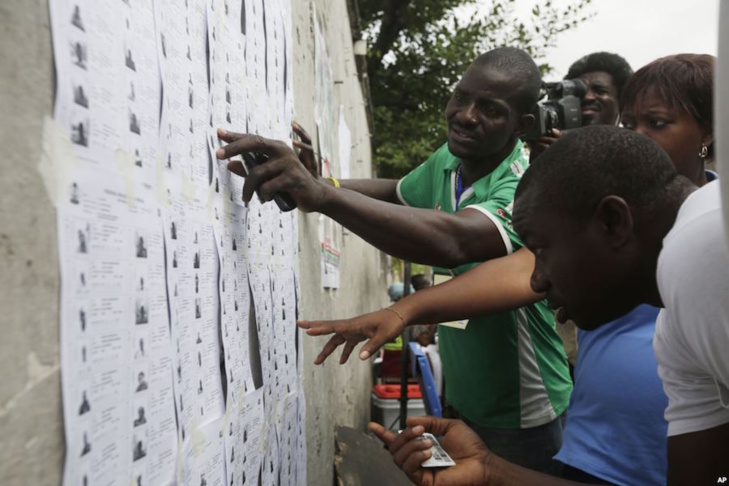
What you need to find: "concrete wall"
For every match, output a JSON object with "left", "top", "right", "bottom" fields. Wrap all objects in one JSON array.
[
  {"left": 0, "top": 0, "right": 386, "bottom": 484},
  {"left": 291, "top": 1, "right": 389, "bottom": 484}
]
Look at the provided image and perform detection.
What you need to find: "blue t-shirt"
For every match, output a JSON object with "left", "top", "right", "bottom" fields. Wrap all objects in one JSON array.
[{"left": 555, "top": 305, "right": 668, "bottom": 485}]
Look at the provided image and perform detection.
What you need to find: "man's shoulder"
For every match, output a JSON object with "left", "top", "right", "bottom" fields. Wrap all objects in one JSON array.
[
  {"left": 655, "top": 182, "right": 729, "bottom": 385},
  {"left": 400, "top": 143, "right": 454, "bottom": 182},
  {"left": 471, "top": 141, "right": 529, "bottom": 192},
  {"left": 665, "top": 183, "right": 721, "bottom": 239},
  {"left": 497, "top": 140, "right": 529, "bottom": 180},
  {"left": 423, "top": 142, "right": 457, "bottom": 168},
  {"left": 659, "top": 183, "right": 725, "bottom": 297},
  {"left": 656, "top": 187, "right": 728, "bottom": 345}
]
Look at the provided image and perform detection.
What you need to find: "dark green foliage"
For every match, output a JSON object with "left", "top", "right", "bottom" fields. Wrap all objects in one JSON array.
[{"left": 360, "top": 0, "right": 593, "bottom": 178}]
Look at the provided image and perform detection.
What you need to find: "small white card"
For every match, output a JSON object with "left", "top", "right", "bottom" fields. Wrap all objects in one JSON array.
[
  {"left": 438, "top": 319, "right": 468, "bottom": 330},
  {"left": 433, "top": 274, "right": 467, "bottom": 330},
  {"left": 419, "top": 433, "right": 456, "bottom": 468}
]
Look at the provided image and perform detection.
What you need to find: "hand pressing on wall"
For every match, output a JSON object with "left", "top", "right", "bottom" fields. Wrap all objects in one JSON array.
[
  {"left": 297, "top": 307, "right": 407, "bottom": 365},
  {"left": 291, "top": 121, "right": 319, "bottom": 177},
  {"left": 298, "top": 248, "right": 543, "bottom": 366},
  {"left": 217, "top": 128, "right": 332, "bottom": 213},
  {"left": 218, "top": 116, "right": 509, "bottom": 269}
]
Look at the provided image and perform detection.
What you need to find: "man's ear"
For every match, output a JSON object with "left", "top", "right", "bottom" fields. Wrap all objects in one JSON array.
[
  {"left": 593, "top": 195, "right": 634, "bottom": 248},
  {"left": 515, "top": 113, "right": 535, "bottom": 138}
]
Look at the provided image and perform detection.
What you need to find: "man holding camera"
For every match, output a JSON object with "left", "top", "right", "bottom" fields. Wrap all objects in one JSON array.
[
  {"left": 216, "top": 47, "right": 572, "bottom": 473},
  {"left": 527, "top": 52, "right": 633, "bottom": 161}
]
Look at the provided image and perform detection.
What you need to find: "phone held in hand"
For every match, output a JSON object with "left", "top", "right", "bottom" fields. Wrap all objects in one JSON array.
[{"left": 241, "top": 152, "right": 297, "bottom": 212}]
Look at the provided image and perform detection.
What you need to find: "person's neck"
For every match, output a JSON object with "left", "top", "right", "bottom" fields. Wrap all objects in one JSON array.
[
  {"left": 459, "top": 138, "right": 518, "bottom": 186},
  {"left": 695, "top": 162, "right": 709, "bottom": 187},
  {"left": 638, "top": 180, "right": 698, "bottom": 306},
  {"left": 681, "top": 158, "right": 709, "bottom": 187}
]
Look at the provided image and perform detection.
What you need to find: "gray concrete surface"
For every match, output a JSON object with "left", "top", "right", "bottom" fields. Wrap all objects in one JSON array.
[
  {"left": 292, "top": 1, "right": 388, "bottom": 484},
  {"left": 0, "top": 0, "right": 386, "bottom": 484}
]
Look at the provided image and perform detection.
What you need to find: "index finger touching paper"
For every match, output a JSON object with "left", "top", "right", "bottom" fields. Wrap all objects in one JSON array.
[{"left": 216, "top": 132, "right": 276, "bottom": 160}]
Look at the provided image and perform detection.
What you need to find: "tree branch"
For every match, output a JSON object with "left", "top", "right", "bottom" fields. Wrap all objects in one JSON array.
[{"left": 367, "top": 0, "right": 411, "bottom": 79}]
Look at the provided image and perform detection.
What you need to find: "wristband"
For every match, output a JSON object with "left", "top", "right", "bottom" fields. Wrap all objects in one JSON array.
[
  {"left": 325, "top": 176, "right": 340, "bottom": 188},
  {"left": 383, "top": 307, "right": 406, "bottom": 327}
]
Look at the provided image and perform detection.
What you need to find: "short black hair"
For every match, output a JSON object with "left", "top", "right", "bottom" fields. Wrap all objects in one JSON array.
[
  {"left": 514, "top": 125, "right": 678, "bottom": 224},
  {"left": 473, "top": 47, "right": 541, "bottom": 115},
  {"left": 620, "top": 54, "right": 715, "bottom": 158},
  {"left": 566, "top": 52, "right": 633, "bottom": 98}
]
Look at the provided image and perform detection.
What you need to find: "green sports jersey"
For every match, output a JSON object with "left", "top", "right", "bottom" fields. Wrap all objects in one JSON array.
[{"left": 396, "top": 141, "right": 572, "bottom": 428}]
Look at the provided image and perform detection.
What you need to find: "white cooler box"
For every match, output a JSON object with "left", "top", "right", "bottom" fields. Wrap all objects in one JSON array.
[{"left": 371, "top": 384, "right": 426, "bottom": 431}]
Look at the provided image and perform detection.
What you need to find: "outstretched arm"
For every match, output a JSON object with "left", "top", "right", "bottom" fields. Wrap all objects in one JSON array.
[
  {"left": 393, "top": 247, "right": 539, "bottom": 324},
  {"left": 318, "top": 188, "right": 506, "bottom": 267},
  {"left": 217, "top": 129, "right": 507, "bottom": 268},
  {"left": 292, "top": 122, "right": 401, "bottom": 203},
  {"left": 338, "top": 178, "right": 401, "bottom": 203},
  {"left": 298, "top": 248, "right": 542, "bottom": 364}
]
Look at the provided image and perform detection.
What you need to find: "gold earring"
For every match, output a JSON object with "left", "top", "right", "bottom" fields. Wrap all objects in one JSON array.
[{"left": 699, "top": 144, "right": 709, "bottom": 159}]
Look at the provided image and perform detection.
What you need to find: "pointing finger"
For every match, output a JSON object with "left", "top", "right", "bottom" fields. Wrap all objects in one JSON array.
[
  {"left": 292, "top": 122, "right": 312, "bottom": 145},
  {"left": 292, "top": 140, "right": 313, "bottom": 151},
  {"left": 401, "top": 448, "right": 432, "bottom": 476},
  {"left": 301, "top": 321, "right": 337, "bottom": 336},
  {"left": 227, "top": 160, "right": 246, "bottom": 178},
  {"left": 359, "top": 333, "right": 388, "bottom": 361},
  {"left": 389, "top": 425, "right": 425, "bottom": 456},
  {"left": 339, "top": 341, "right": 357, "bottom": 364},
  {"left": 216, "top": 131, "right": 277, "bottom": 160},
  {"left": 369, "top": 422, "right": 397, "bottom": 447},
  {"left": 313, "top": 335, "right": 346, "bottom": 365}
]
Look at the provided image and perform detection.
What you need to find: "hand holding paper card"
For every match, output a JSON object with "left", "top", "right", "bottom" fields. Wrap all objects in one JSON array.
[
  {"left": 369, "top": 417, "right": 491, "bottom": 486},
  {"left": 419, "top": 433, "right": 456, "bottom": 468}
]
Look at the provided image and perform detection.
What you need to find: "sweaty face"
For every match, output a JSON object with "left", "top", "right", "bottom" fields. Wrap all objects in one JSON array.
[
  {"left": 515, "top": 209, "right": 636, "bottom": 330},
  {"left": 579, "top": 71, "right": 619, "bottom": 126},
  {"left": 444, "top": 65, "right": 523, "bottom": 161},
  {"left": 621, "top": 89, "right": 709, "bottom": 185}
]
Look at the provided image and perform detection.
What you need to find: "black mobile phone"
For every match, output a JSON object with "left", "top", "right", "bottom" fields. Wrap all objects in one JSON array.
[{"left": 240, "top": 152, "right": 297, "bottom": 212}]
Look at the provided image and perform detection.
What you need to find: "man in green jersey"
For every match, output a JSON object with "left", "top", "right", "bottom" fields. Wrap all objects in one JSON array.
[{"left": 216, "top": 47, "right": 572, "bottom": 473}]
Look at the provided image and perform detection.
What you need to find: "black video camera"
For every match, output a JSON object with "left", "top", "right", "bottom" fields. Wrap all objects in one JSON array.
[{"left": 521, "top": 79, "right": 588, "bottom": 141}]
